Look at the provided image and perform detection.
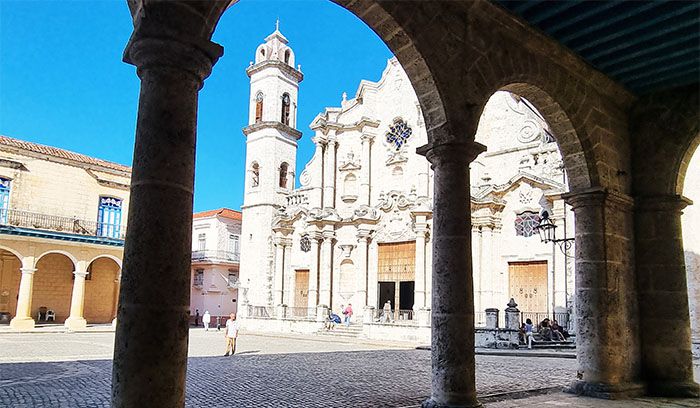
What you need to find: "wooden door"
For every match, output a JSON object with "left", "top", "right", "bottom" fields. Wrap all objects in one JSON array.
[
  {"left": 294, "top": 269, "right": 309, "bottom": 309},
  {"left": 508, "top": 261, "right": 548, "bottom": 312}
]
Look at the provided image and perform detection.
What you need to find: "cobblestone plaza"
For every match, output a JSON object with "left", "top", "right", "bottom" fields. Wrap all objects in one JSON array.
[{"left": 1, "top": 330, "right": 698, "bottom": 407}]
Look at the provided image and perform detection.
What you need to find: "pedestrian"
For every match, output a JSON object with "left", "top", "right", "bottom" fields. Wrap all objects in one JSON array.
[
  {"left": 202, "top": 310, "right": 211, "bottom": 331},
  {"left": 344, "top": 303, "right": 353, "bottom": 326},
  {"left": 194, "top": 309, "right": 200, "bottom": 327},
  {"left": 382, "top": 300, "right": 393, "bottom": 323},
  {"left": 224, "top": 313, "right": 240, "bottom": 357}
]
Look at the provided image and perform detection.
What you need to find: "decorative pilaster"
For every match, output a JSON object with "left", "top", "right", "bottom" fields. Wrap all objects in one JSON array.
[
  {"left": 563, "top": 188, "right": 644, "bottom": 399},
  {"left": 417, "top": 140, "right": 485, "bottom": 408},
  {"left": 413, "top": 216, "right": 429, "bottom": 310},
  {"left": 360, "top": 133, "right": 374, "bottom": 206},
  {"left": 367, "top": 240, "right": 379, "bottom": 310},
  {"left": 323, "top": 135, "right": 337, "bottom": 208},
  {"left": 307, "top": 233, "right": 321, "bottom": 309},
  {"left": 319, "top": 230, "right": 335, "bottom": 307},
  {"left": 355, "top": 230, "right": 370, "bottom": 309},
  {"left": 273, "top": 237, "right": 285, "bottom": 306},
  {"left": 635, "top": 194, "right": 699, "bottom": 397},
  {"left": 10, "top": 257, "right": 37, "bottom": 331},
  {"left": 65, "top": 261, "right": 89, "bottom": 330},
  {"left": 112, "top": 11, "right": 224, "bottom": 407}
]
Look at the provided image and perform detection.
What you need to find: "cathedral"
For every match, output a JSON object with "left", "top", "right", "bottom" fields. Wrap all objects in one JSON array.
[{"left": 238, "top": 27, "right": 575, "bottom": 328}]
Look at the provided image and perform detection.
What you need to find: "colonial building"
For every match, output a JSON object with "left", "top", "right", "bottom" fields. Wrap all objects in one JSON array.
[
  {"left": 0, "top": 135, "right": 128, "bottom": 330},
  {"left": 238, "top": 30, "right": 575, "bottom": 328},
  {"left": 190, "top": 208, "right": 241, "bottom": 321}
]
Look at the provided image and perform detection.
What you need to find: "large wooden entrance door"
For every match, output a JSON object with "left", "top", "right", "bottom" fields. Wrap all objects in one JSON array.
[
  {"left": 378, "top": 241, "right": 415, "bottom": 313},
  {"left": 294, "top": 269, "right": 309, "bottom": 309},
  {"left": 508, "top": 261, "right": 548, "bottom": 312}
]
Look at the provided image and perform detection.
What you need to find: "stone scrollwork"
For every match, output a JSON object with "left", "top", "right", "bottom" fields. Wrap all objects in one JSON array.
[{"left": 517, "top": 119, "right": 542, "bottom": 144}]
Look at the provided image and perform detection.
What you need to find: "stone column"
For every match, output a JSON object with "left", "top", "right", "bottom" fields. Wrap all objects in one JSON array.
[
  {"left": 418, "top": 140, "right": 485, "bottom": 408},
  {"left": 356, "top": 230, "right": 370, "bottom": 309},
  {"left": 635, "top": 195, "right": 699, "bottom": 397},
  {"left": 360, "top": 133, "right": 374, "bottom": 206},
  {"left": 481, "top": 225, "right": 494, "bottom": 308},
  {"left": 112, "top": 22, "right": 223, "bottom": 408},
  {"left": 319, "top": 230, "right": 334, "bottom": 307},
  {"left": 10, "top": 257, "right": 37, "bottom": 330},
  {"left": 65, "top": 261, "right": 89, "bottom": 330},
  {"left": 311, "top": 137, "right": 325, "bottom": 208},
  {"left": 367, "top": 240, "right": 379, "bottom": 309},
  {"left": 563, "top": 188, "right": 644, "bottom": 399},
  {"left": 414, "top": 218, "right": 429, "bottom": 310},
  {"left": 273, "top": 237, "right": 285, "bottom": 306},
  {"left": 282, "top": 238, "right": 293, "bottom": 306},
  {"left": 485, "top": 308, "right": 499, "bottom": 329},
  {"left": 471, "top": 226, "right": 482, "bottom": 312},
  {"left": 307, "top": 234, "right": 320, "bottom": 309},
  {"left": 323, "top": 136, "right": 337, "bottom": 208}
]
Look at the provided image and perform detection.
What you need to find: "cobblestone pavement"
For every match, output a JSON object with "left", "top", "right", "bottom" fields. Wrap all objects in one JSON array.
[
  {"left": 486, "top": 392, "right": 700, "bottom": 408},
  {"left": 0, "top": 329, "right": 697, "bottom": 407}
]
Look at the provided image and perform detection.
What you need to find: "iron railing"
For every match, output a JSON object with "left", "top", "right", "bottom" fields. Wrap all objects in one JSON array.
[
  {"left": 0, "top": 208, "right": 125, "bottom": 240},
  {"left": 247, "top": 305, "right": 274, "bottom": 318},
  {"left": 475, "top": 310, "right": 572, "bottom": 330},
  {"left": 191, "top": 250, "right": 240, "bottom": 263}
]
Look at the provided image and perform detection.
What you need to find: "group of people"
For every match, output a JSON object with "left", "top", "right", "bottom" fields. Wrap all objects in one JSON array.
[
  {"left": 325, "top": 304, "right": 353, "bottom": 330},
  {"left": 520, "top": 317, "right": 570, "bottom": 346},
  {"left": 193, "top": 309, "right": 240, "bottom": 356}
]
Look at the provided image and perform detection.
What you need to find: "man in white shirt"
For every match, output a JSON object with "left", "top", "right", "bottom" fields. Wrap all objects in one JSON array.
[{"left": 224, "top": 313, "right": 240, "bottom": 356}]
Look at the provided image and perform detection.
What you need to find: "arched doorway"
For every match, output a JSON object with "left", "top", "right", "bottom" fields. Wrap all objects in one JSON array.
[
  {"left": 681, "top": 140, "right": 700, "bottom": 362},
  {"left": 0, "top": 247, "right": 22, "bottom": 322},
  {"left": 33, "top": 252, "right": 75, "bottom": 323},
  {"left": 84, "top": 256, "right": 121, "bottom": 324}
]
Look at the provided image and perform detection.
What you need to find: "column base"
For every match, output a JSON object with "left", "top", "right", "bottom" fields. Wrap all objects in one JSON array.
[
  {"left": 9, "top": 317, "right": 35, "bottom": 331},
  {"left": 565, "top": 380, "right": 645, "bottom": 399},
  {"left": 421, "top": 397, "right": 482, "bottom": 408},
  {"left": 417, "top": 308, "right": 431, "bottom": 327},
  {"left": 64, "top": 316, "right": 87, "bottom": 331},
  {"left": 363, "top": 306, "right": 375, "bottom": 324},
  {"left": 647, "top": 380, "right": 700, "bottom": 398},
  {"left": 112, "top": 318, "right": 117, "bottom": 327}
]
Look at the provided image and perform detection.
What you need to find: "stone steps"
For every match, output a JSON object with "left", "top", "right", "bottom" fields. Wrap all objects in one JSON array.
[{"left": 315, "top": 324, "right": 363, "bottom": 339}]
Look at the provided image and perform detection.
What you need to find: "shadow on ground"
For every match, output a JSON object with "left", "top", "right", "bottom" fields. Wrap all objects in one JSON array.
[{"left": 0, "top": 350, "right": 577, "bottom": 407}]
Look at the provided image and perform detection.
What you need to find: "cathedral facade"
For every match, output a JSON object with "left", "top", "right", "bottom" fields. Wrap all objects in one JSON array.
[{"left": 239, "top": 29, "right": 574, "bottom": 327}]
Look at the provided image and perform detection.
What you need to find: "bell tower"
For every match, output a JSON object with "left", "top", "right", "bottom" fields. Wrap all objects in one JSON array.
[{"left": 240, "top": 22, "right": 303, "bottom": 307}]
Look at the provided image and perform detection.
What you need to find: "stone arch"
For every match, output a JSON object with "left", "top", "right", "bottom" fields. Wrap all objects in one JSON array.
[
  {"left": 85, "top": 256, "right": 121, "bottom": 323},
  {"left": 0, "top": 247, "right": 22, "bottom": 320},
  {"left": 33, "top": 252, "right": 75, "bottom": 322},
  {"left": 678, "top": 134, "right": 700, "bottom": 196},
  {"left": 87, "top": 254, "right": 123, "bottom": 269},
  {"left": 0, "top": 244, "right": 23, "bottom": 261},
  {"left": 36, "top": 250, "right": 78, "bottom": 268},
  {"left": 497, "top": 83, "right": 593, "bottom": 192}
]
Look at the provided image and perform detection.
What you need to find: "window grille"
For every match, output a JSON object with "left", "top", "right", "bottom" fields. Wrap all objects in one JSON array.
[
  {"left": 193, "top": 269, "right": 204, "bottom": 286},
  {"left": 515, "top": 211, "right": 541, "bottom": 237},
  {"left": 300, "top": 235, "right": 311, "bottom": 253},
  {"left": 97, "top": 196, "right": 122, "bottom": 238},
  {"left": 385, "top": 118, "right": 412, "bottom": 151},
  {"left": 0, "top": 177, "right": 10, "bottom": 224}
]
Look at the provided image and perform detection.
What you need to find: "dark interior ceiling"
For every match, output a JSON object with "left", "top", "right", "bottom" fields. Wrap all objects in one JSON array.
[{"left": 494, "top": 0, "right": 700, "bottom": 95}]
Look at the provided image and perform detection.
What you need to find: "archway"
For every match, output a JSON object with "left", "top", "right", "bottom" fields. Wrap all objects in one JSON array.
[
  {"left": 33, "top": 252, "right": 75, "bottom": 323},
  {"left": 0, "top": 248, "right": 22, "bottom": 322},
  {"left": 681, "top": 137, "right": 700, "bottom": 365},
  {"left": 84, "top": 256, "right": 121, "bottom": 324}
]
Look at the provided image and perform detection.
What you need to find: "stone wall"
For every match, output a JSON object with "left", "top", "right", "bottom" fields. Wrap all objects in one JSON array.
[
  {"left": 32, "top": 254, "right": 74, "bottom": 322},
  {"left": 84, "top": 257, "right": 120, "bottom": 323}
]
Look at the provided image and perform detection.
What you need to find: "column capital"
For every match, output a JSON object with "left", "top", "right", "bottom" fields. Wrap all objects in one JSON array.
[
  {"left": 20, "top": 267, "right": 37, "bottom": 275},
  {"left": 562, "top": 187, "right": 634, "bottom": 212},
  {"left": 416, "top": 140, "right": 486, "bottom": 167},
  {"left": 356, "top": 229, "right": 372, "bottom": 242},
  {"left": 123, "top": 27, "right": 223, "bottom": 85},
  {"left": 322, "top": 230, "right": 336, "bottom": 241},
  {"left": 361, "top": 133, "right": 376, "bottom": 143},
  {"left": 635, "top": 194, "right": 692, "bottom": 212},
  {"left": 311, "top": 136, "right": 326, "bottom": 146},
  {"left": 73, "top": 270, "right": 89, "bottom": 279}
]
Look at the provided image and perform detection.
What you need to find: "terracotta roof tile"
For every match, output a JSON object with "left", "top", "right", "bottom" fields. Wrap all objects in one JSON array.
[
  {"left": 0, "top": 134, "right": 131, "bottom": 173},
  {"left": 193, "top": 208, "right": 242, "bottom": 221}
]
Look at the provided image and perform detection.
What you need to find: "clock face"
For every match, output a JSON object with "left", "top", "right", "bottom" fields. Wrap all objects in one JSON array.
[
  {"left": 256, "top": 93, "right": 264, "bottom": 102},
  {"left": 283, "top": 94, "right": 290, "bottom": 104}
]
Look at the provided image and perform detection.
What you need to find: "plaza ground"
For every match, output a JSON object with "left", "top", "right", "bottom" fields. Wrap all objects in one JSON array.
[{"left": 0, "top": 328, "right": 697, "bottom": 407}]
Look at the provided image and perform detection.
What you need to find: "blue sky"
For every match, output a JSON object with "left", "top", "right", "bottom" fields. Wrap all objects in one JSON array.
[{"left": 0, "top": 0, "right": 393, "bottom": 212}]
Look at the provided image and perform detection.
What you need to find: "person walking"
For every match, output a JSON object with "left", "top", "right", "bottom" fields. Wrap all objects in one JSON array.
[
  {"left": 344, "top": 304, "right": 353, "bottom": 326},
  {"left": 224, "top": 313, "right": 240, "bottom": 357},
  {"left": 194, "top": 309, "right": 200, "bottom": 327},
  {"left": 202, "top": 310, "right": 211, "bottom": 331},
  {"left": 383, "top": 300, "right": 393, "bottom": 323}
]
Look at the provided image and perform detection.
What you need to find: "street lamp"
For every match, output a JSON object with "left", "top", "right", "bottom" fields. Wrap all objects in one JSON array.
[{"left": 535, "top": 210, "right": 574, "bottom": 256}]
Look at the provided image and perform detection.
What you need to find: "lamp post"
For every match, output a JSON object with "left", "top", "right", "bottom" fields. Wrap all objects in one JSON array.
[
  {"left": 535, "top": 210, "right": 575, "bottom": 318},
  {"left": 535, "top": 210, "right": 574, "bottom": 255}
]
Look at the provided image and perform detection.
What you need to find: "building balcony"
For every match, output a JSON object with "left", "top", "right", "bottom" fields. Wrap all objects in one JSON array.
[
  {"left": 0, "top": 208, "right": 126, "bottom": 243},
  {"left": 191, "top": 250, "right": 240, "bottom": 264}
]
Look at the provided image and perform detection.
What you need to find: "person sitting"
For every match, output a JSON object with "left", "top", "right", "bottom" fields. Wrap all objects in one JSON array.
[
  {"left": 539, "top": 318, "right": 553, "bottom": 341},
  {"left": 524, "top": 318, "right": 535, "bottom": 349},
  {"left": 326, "top": 312, "right": 341, "bottom": 330},
  {"left": 551, "top": 320, "right": 568, "bottom": 341}
]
